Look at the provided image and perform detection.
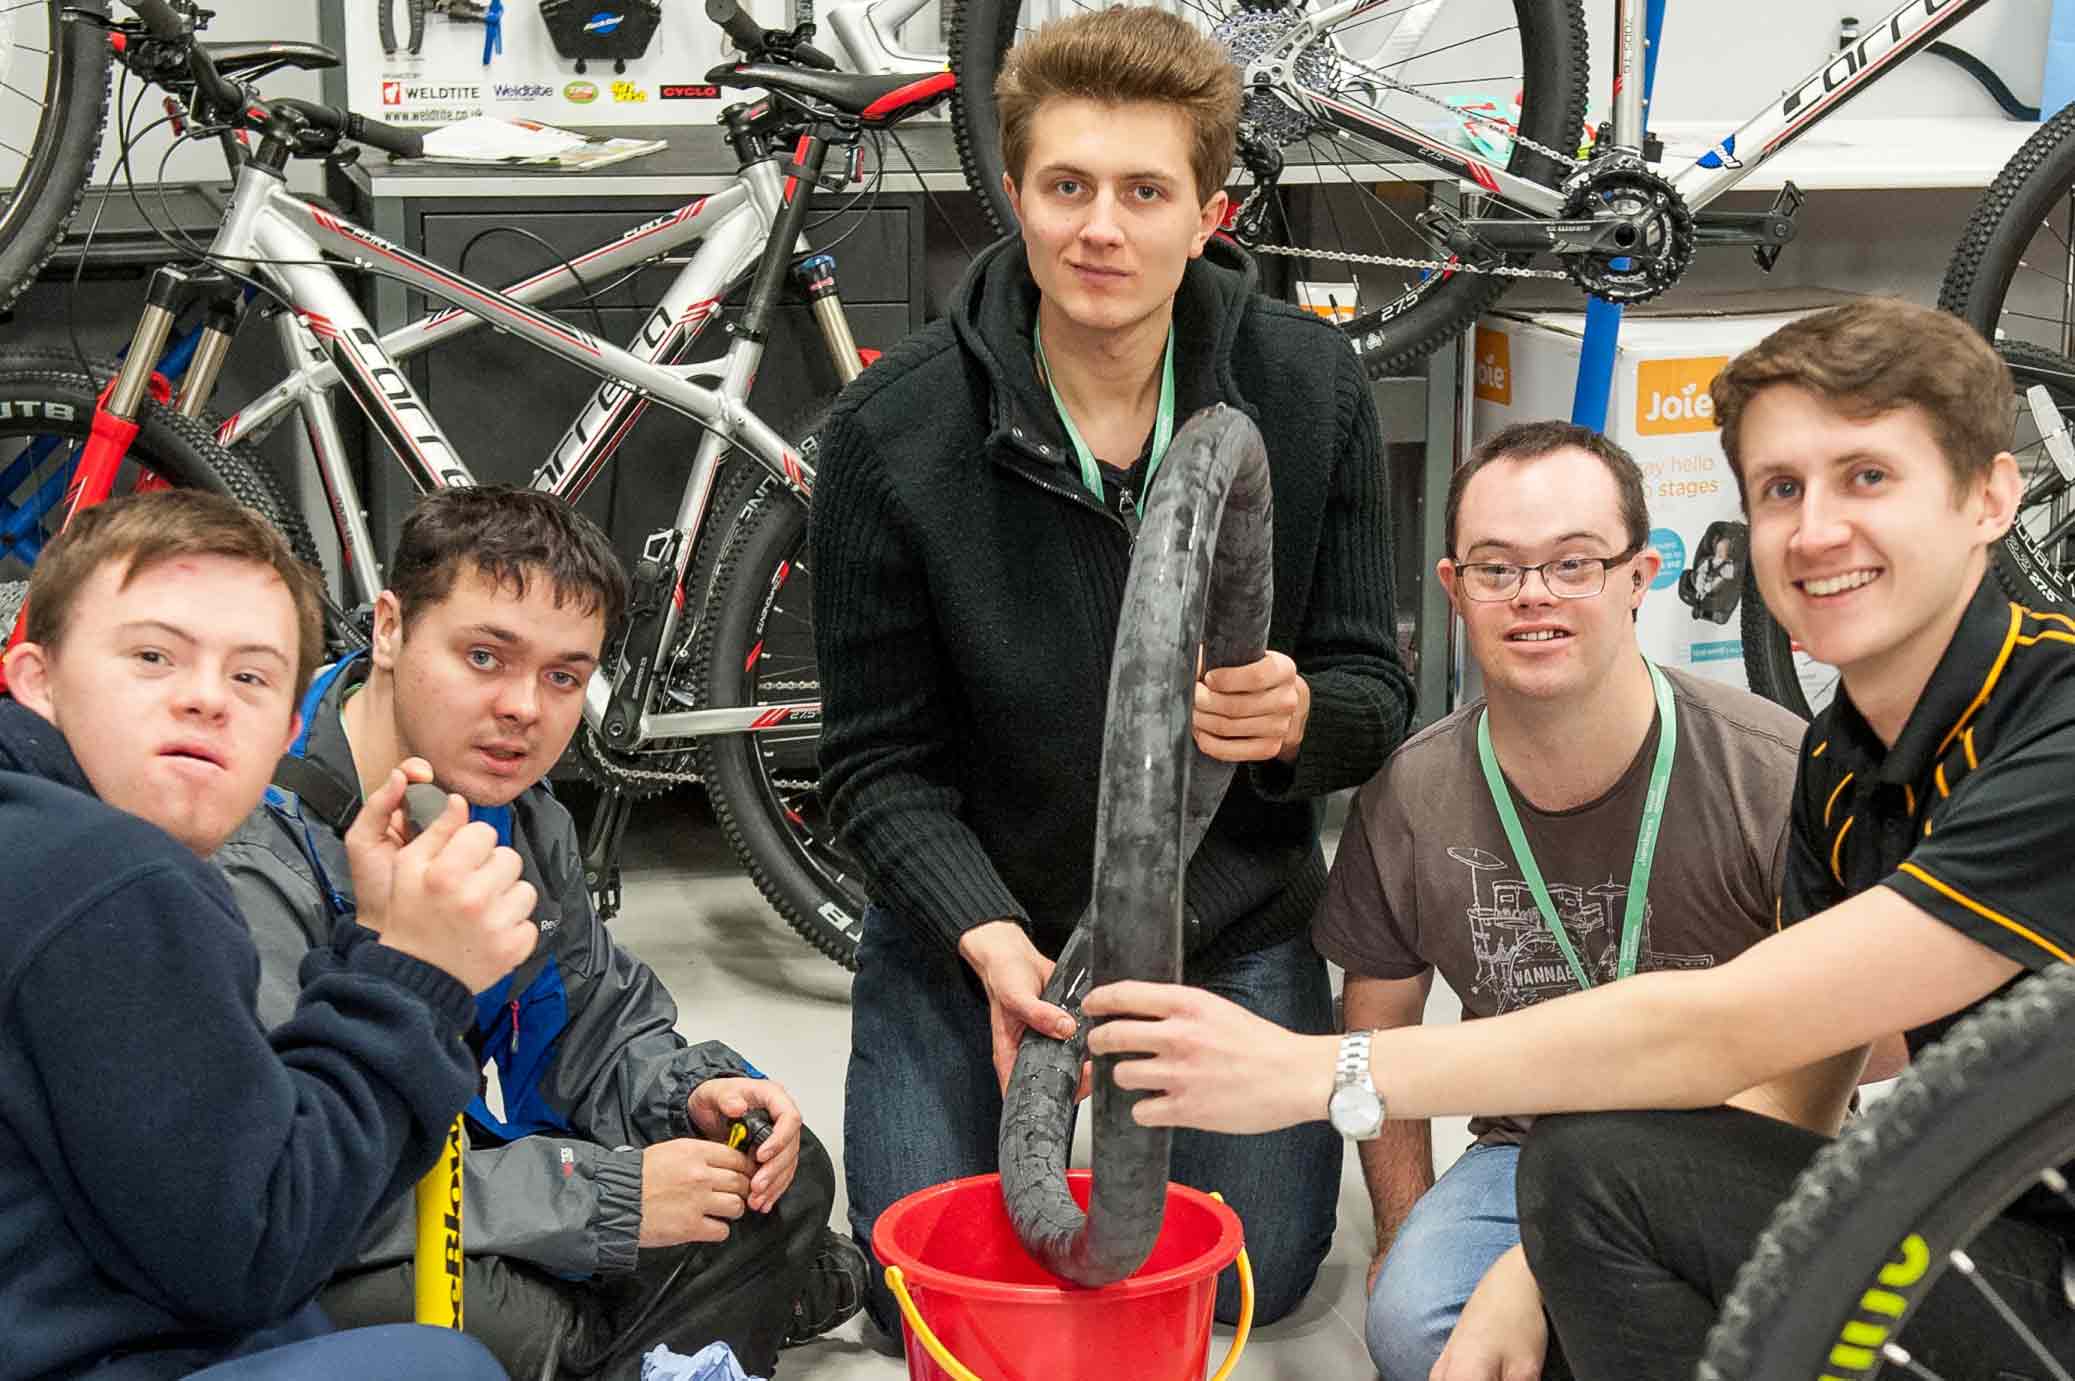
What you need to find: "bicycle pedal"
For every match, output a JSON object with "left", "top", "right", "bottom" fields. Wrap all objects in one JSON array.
[
  {"left": 589, "top": 865, "right": 622, "bottom": 922},
  {"left": 1754, "top": 180, "right": 1804, "bottom": 272}
]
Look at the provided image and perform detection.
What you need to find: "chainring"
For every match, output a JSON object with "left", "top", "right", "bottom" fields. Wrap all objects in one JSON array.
[
  {"left": 1559, "top": 161, "right": 1695, "bottom": 304},
  {"left": 569, "top": 637, "right": 705, "bottom": 799}
]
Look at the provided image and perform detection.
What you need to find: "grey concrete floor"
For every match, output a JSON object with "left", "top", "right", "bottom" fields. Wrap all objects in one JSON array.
[{"left": 602, "top": 791, "right": 1471, "bottom": 1380}]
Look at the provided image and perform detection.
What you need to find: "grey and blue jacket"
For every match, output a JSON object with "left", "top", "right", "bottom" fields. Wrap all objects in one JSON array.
[{"left": 216, "top": 655, "right": 754, "bottom": 1280}]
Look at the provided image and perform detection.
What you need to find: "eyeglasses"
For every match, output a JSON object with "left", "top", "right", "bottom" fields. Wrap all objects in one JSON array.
[{"left": 1452, "top": 543, "right": 1645, "bottom": 603}]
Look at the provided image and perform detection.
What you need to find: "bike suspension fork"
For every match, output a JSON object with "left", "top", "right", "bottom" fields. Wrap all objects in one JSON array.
[
  {"left": 795, "top": 252, "right": 865, "bottom": 386},
  {"left": 67, "top": 265, "right": 203, "bottom": 518}
]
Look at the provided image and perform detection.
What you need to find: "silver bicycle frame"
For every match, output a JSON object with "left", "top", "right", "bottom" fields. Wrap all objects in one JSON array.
[
  {"left": 206, "top": 159, "right": 825, "bottom": 747},
  {"left": 823, "top": 0, "right": 945, "bottom": 74},
  {"left": 1266, "top": 0, "right": 1990, "bottom": 216}
]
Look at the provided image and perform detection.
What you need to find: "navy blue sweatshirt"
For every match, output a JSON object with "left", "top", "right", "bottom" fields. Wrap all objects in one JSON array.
[{"left": 0, "top": 698, "right": 478, "bottom": 1380}]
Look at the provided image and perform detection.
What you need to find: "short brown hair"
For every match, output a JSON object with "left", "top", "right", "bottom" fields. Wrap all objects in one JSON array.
[
  {"left": 996, "top": 6, "right": 1241, "bottom": 205},
  {"left": 388, "top": 486, "right": 628, "bottom": 636},
  {"left": 24, "top": 489, "right": 325, "bottom": 698},
  {"left": 1446, "top": 420, "right": 1651, "bottom": 556},
  {"left": 1711, "top": 298, "right": 2011, "bottom": 499}
]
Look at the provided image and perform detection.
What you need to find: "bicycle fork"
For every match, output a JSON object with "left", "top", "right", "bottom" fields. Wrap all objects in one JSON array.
[{"left": 2, "top": 263, "right": 246, "bottom": 664}]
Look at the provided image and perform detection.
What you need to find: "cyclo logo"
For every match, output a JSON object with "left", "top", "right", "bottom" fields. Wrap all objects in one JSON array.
[
  {"left": 1822, "top": 1233, "right": 1930, "bottom": 1375},
  {"left": 1783, "top": 0, "right": 1953, "bottom": 118}
]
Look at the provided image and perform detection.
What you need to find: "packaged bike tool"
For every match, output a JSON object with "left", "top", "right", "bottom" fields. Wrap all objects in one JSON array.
[{"left": 536, "top": 0, "right": 663, "bottom": 74}]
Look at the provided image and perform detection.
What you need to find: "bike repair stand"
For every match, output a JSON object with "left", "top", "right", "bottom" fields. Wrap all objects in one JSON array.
[{"left": 1571, "top": 0, "right": 1668, "bottom": 430}]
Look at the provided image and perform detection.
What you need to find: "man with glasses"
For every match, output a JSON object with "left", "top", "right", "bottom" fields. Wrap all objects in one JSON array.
[{"left": 1312, "top": 420, "right": 1817, "bottom": 1381}]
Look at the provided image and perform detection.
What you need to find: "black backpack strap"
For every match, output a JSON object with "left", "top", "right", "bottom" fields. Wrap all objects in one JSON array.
[{"left": 271, "top": 753, "right": 364, "bottom": 835}]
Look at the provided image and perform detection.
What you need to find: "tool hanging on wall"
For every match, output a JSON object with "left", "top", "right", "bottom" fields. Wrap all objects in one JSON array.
[
  {"left": 379, "top": 0, "right": 504, "bottom": 61},
  {"left": 537, "top": 0, "right": 664, "bottom": 75}
]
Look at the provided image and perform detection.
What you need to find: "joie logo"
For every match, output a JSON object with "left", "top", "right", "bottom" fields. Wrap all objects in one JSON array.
[
  {"left": 494, "top": 82, "right": 554, "bottom": 100},
  {"left": 565, "top": 80, "right": 599, "bottom": 103},
  {"left": 1636, "top": 356, "right": 1728, "bottom": 435},
  {"left": 585, "top": 11, "right": 626, "bottom": 33},
  {"left": 381, "top": 81, "right": 403, "bottom": 106},
  {"left": 611, "top": 80, "right": 648, "bottom": 103},
  {"left": 1473, "top": 327, "right": 1510, "bottom": 406}
]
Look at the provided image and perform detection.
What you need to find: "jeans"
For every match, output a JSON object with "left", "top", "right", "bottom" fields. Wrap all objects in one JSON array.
[
  {"left": 844, "top": 909, "right": 1342, "bottom": 1335},
  {"left": 1366, "top": 1142, "right": 1522, "bottom": 1381},
  {"left": 1519, "top": 1107, "right": 2075, "bottom": 1380},
  {"left": 185, "top": 1318, "right": 505, "bottom": 1380},
  {"left": 319, "top": 1129, "right": 837, "bottom": 1381}
]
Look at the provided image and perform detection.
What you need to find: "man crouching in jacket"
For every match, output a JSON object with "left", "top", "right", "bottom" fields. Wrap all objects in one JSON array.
[{"left": 217, "top": 486, "right": 862, "bottom": 1379}]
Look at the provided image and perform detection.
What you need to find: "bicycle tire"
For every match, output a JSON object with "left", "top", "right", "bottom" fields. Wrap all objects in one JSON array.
[
  {"left": 0, "top": 1, "right": 112, "bottom": 315},
  {"left": 0, "top": 363, "right": 319, "bottom": 568},
  {"left": 1938, "top": 100, "right": 2075, "bottom": 350},
  {"left": 945, "top": 0, "right": 1588, "bottom": 379},
  {"left": 1740, "top": 342, "right": 2075, "bottom": 718},
  {"left": 1699, "top": 965, "right": 2075, "bottom": 1381},
  {"left": 691, "top": 412, "right": 869, "bottom": 970}
]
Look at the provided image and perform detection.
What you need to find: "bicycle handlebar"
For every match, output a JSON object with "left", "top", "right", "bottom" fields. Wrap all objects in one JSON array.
[
  {"left": 705, "top": 0, "right": 768, "bottom": 54},
  {"left": 122, "top": 0, "right": 184, "bottom": 39},
  {"left": 277, "top": 100, "right": 426, "bottom": 160}
]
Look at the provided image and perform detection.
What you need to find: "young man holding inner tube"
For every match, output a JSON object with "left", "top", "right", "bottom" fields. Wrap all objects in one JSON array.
[
  {"left": 811, "top": 4, "right": 1413, "bottom": 1336},
  {"left": 1082, "top": 297, "right": 2075, "bottom": 1376},
  {"left": 215, "top": 486, "right": 862, "bottom": 1379},
  {"left": 1315, "top": 418, "right": 1846, "bottom": 1381}
]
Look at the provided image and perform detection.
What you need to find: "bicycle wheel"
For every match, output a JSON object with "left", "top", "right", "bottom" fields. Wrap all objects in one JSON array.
[
  {"left": 691, "top": 431, "right": 868, "bottom": 971},
  {"left": 0, "top": 1, "right": 112, "bottom": 315},
  {"left": 0, "top": 361, "right": 318, "bottom": 574},
  {"left": 1699, "top": 965, "right": 2075, "bottom": 1381},
  {"left": 1740, "top": 342, "right": 2075, "bottom": 718},
  {"left": 1939, "top": 101, "right": 2075, "bottom": 353},
  {"left": 947, "top": 0, "right": 1588, "bottom": 379}
]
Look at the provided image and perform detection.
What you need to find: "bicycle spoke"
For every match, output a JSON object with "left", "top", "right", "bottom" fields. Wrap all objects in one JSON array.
[
  {"left": 1, "top": 80, "right": 48, "bottom": 108},
  {"left": 1880, "top": 1344, "right": 1951, "bottom": 1381},
  {"left": 1947, "top": 1250, "right": 2075, "bottom": 1381}
]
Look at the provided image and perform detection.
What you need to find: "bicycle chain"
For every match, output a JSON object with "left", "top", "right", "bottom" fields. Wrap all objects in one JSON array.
[
  {"left": 1244, "top": 239, "right": 1573, "bottom": 279},
  {"left": 575, "top": 722, "right": 704, "bottom": 795}
]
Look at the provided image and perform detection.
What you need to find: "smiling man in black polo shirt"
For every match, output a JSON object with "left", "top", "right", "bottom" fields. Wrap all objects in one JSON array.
[{"left": 1076, "top": 297, "right": 2075, "bottom": 1378}]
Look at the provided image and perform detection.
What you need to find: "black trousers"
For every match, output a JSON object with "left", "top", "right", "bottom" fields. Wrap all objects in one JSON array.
[
  {"left": 320, "top": 1127, "right": 835, "bottom": 1381},
  {"left": 1517, "top": 1107, "right": 2075, "bottom": 1381}
]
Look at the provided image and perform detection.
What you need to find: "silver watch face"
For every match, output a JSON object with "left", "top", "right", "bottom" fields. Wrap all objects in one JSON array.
[{"left": 1329, "top": 1084, "right": 1384, "bottom": 1138}]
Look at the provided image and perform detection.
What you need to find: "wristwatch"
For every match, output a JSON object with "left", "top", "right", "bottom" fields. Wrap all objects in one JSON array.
[{"left": 1327, "top": 1030, "right": 1384, "bottom": 1140}]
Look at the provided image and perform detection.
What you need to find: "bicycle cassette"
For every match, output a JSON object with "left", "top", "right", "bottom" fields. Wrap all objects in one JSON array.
[{"left": 1559, "top": 162, "right": 1694, "bottom": 304}]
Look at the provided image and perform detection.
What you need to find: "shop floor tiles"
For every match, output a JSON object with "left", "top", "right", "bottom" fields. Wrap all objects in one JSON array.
[{"left": 606, "top": 793, "right": 1472, "bottom": 1380}]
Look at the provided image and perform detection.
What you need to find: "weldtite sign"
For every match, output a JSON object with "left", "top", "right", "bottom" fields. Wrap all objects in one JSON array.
[{"left": 340, "top": 0, "right": 775, "bottom": 127}]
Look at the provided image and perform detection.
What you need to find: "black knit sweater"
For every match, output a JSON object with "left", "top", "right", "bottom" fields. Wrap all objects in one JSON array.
[{"left": 810, "top": 236, "right": 1414, "bottom": 964}]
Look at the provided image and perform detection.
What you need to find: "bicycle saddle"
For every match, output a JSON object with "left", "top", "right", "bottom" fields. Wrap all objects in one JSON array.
[
  {"left": 710, "top": 63, "right": 954, "bottom": 123},
  {"left": 203, "top": 41, "right": 343, "bottom": 78}
]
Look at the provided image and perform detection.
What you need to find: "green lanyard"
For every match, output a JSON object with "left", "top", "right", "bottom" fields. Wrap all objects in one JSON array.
[
  {"left": 1033, "top": 320, "right": 1177, "bottom": 515},
  {"left": 1474, "top": 659, "right": 1678, "bottom": 989}
]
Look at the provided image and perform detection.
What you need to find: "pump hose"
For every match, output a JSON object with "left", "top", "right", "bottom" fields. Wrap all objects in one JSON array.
[{"left": 997, "top": 404, "right": 1273, "bottom": 1286}]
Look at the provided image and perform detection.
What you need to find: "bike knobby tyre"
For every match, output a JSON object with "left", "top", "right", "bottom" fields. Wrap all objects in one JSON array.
[
  {"left": 998, "top": 404, "right": 1273, "bottom": 1286},
  {"left": 0, "top": 362, "right": 316, "bottom": 561},
  {"left": 945, "top": 0, "right": 1588, "bottom": 380},
  {"left": 0, "top": 1, "right": 112, "bottom": 315},
  {"left": 1700, "top": 965, "right": 2075, "bottom": 1381},
  {"left": 1938, "top": 100, "right": 2075, "bottom": 350},
  {"left": 690, "top": 411, "right": 870, "bottom": 971}
]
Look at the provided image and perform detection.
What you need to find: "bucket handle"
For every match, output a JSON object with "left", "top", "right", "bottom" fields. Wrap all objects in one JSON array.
[{"left": 885, "top": 1192, "right": 1255, "bottom": 1381}]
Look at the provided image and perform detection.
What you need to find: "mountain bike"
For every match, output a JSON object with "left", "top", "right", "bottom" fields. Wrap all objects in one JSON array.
[
  {"left": 1698, "top": 962, "right": 2075, "bottom": 1381},
  {"left": 0, "top": 0, "right": 961, "bottom": 968},
  {"left": 0, "top": 0, "right": 110, "bottom": 315}
]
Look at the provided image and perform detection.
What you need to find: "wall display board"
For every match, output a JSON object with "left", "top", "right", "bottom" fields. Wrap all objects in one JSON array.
[
  {"left": 1469, "top": 296, "right": 1855, "bottom": 691},
  {"left": 337, "top": 0, "right": 790, "bottom": 127}
]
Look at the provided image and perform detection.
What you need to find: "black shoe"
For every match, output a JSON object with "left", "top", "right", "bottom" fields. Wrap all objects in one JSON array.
[{"left": 782, "top": 1228, "right": 869, "bottom": 1347}]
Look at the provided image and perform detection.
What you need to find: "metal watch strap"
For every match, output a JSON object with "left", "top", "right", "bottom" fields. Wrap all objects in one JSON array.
[{"left": 1336, "top": 1030, "right": 1374, "bottom": 1093}]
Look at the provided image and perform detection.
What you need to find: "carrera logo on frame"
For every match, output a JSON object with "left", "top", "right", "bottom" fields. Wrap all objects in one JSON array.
[
  {"left": 564, "top": 81, "right": 599, "bottom": 104},
  {"left": 659, "top": 84, "right": 721, "bottom": 100},
  {"left": 1636, "top": 356, "right": 1728, "bottom": 436}
]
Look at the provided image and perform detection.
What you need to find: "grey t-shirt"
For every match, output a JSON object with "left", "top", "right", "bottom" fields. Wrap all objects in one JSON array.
[{"left": 1313, "top": 666, "right": 1805, "bottom": 1145}]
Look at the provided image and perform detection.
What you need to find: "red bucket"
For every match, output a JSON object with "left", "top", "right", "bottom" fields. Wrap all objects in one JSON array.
[{"left": 874, "top": 1170, "right": 1252, "bottom": 1381}]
